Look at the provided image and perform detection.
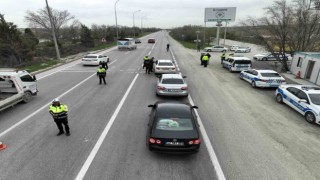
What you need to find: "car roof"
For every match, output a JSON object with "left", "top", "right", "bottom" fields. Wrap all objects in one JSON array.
[
  {"left": 157, "top": 59, "right": 173, "bottom": 63},
  {"left": 161, "top": 74, "right": 183, "bottom": 79},
  {"left": 0, "top": 69, "right": 30, "bottom": 76},
  {"left": 281, "top": 84, "right": 320, "bottom": 93},
  {"left": 251, "top": 69, "right": 278, "bottom": 73},
  {"left": 85, "top": 54, "right": 100, "bottom": 56},
  {"left": 229, "top": 57, "right": 251, "bottom": 60},
  {"left": 156, "top": 102, "right": 192, "bottom": 116}
]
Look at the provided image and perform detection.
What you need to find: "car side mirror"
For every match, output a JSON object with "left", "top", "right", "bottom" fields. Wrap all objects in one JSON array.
[
  {"left": 148, "top": 105, "right": 154, "bottom": 108},
  {"left": 182, "top": 75, "right": 187, "bottom": 78},
  {"left": 33, "top": 75, "right": 37, "bottom": 81},
  {"left": 191, "top": 106, "right": 198, "bottom": 109}
]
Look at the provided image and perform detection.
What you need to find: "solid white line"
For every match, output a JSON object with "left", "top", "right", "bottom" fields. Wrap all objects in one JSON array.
[
  {"left": 0, "top": 60, "right": 118, "bottom": 138},
  {"left": 75, "top": 73, "right": 140, "bottom": 180},
  {"left": 188, "top": 96, "right": 226, "bottom": 180}
]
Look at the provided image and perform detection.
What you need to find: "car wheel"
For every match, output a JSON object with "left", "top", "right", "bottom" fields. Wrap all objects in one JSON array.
[
  {"left": 262, "top": 57, "right": 267, "bottom": 61},
  {"left": 23, "top": 91, "right": 32, "bottom": 103},
  {"left": 276, "top": 94, "right": 283, "bottom": 103},
  {"left": 305, "top": 112, "right": 315, "bottom": 123},
  {"left": 240, "top": 74, "right": 244, "bottom": 80},
  {"left": 251, "top": 81, "right": 256, "bottom": 88},
  {"left": 222, "top": 50, "right": 226, "bottom": 52},
  {"left": 156, "top": 92, "right": 159, "bottom": 97}
]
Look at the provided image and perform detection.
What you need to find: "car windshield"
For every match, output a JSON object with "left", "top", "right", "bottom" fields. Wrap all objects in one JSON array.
[
  {"left": 260, "top": 73, "right": 281, "bottom": 77},
  {"left": 158, "top": 62, "right": 173, "bottom": 66},
  {"left": 155, "top": 118, "right": 194, "bottom": 131},
  {"left": 84, "top": 55, "right": 97, "bottom": 58},
  {"left": 239, "top": 47, "right": 247, "bottom": 49},
  {"left": 308, "top": 94, "right": 320, "bottom": 105},
  {"left": 162, "top": 78, "right": 184, "bottom": 84},
  {"left": 234, "top": 60, "right": 251, "bottom": 64}
]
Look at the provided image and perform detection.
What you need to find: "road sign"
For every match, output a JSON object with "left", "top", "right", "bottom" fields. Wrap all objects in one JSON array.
[{"left": 204, "top": 7, "right": 236, "bottom": 22}]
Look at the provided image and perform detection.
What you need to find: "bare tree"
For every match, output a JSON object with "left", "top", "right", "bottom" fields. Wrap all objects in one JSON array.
[{"left": 24, "top": 7, "right": 75, "bottom": 42}]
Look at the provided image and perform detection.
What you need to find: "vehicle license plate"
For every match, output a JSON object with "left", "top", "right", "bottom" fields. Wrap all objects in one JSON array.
[
  {"left": 168, "top": 89, "right": 179, "bottom": 92},
  {"left": 165, "top": 142, "right": 184, "bottom": 146},
  {"left": 163, "top": 68, "right": 169, "bottom": 70}
]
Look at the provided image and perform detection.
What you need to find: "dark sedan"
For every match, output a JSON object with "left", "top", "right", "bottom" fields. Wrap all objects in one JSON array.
[{"left": 146, "top": 101, "right": 201, "bottom": 153}]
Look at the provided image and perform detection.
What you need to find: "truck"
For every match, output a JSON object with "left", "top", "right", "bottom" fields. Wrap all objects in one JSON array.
[
  {"left": 117, "top": 38, "right": 137, "bottom": 50},
  {"left": 0, "top": 69, "right": 38, "bottom": 111}
]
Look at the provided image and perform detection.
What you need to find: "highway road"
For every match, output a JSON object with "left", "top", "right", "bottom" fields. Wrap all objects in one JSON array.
[{"left": 1, "top": 31, "right": 320, "bottom": 180}]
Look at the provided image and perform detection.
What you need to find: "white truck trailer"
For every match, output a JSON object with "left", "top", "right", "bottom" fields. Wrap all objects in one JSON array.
[{"left": 0, "top": 69, "right": 38, "bottom": 111}]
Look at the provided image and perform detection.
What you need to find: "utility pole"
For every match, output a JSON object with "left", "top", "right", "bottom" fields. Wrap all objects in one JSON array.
[
  {"left": 133, "top": 10, "right": 141, "bottom": 38},
  {"left": 114, "top": 0, "right": 120, "bottom": 40},
  {"left": 45, "top": 0, "right": 61, "bottom": 62}
]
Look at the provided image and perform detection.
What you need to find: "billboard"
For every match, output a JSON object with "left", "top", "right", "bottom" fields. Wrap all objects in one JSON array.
[{"left": 204, "top": 7, "right": 236, "bottom": 22}]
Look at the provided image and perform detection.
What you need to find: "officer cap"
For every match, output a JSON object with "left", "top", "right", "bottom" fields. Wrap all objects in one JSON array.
[{"left": 52, "top": 98, "right": 60, "bottom": 103}]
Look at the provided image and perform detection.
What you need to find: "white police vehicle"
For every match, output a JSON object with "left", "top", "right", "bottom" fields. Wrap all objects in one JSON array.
[
  {"left": 240, "top": 69, "right": 286, "bottom": 88},
  {"left": 222, "top": 56, "right": 252, "bottom": 72},
  {"left": 275, "top": 85, "right": 320, "bottom": 124}
]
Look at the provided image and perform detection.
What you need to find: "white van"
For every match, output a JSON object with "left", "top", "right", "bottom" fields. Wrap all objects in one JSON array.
[
  {"left": 117, "top": 38, "right": 137, "bottom": 50},
  {"left": 222, "top": 57, "right": 252, "bottom": 72}
]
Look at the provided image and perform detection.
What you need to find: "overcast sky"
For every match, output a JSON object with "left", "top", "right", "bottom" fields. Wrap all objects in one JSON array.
[{"left": 1, "top": 0, "right": 295, "bottom": 29}]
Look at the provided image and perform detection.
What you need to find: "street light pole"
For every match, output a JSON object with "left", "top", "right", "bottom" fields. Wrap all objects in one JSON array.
[
  {"left": 141, "top": 15, "right": 147, "bottom": 33},
  {"left": 114, "top": 0, "right": 120, "bottom": 40},
  {"left": 223, "top": 21, "right": 228, "bottom": 46},
  {"left": 45, "top": 0, "right": 61, "bottom": 62},
  {"left": 133, "top": 10, "right": 141, "bottom": 38}
]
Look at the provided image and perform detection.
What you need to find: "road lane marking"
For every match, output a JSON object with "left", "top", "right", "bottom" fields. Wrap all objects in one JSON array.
[
  {"left": 75, "top": 73, "right": 139, "bottom": 180},
  {"left": 0, "top": 60, "right": 118, "bottom": 138},
  {"left": 188, "top": 95, "right": 226, "bottom": 180}
]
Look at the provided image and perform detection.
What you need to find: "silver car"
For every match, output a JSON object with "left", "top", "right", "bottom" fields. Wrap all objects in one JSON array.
[
  {"left": 156, "top": 74, "right": 188, "bottom": 97},
  {"left": 235, "top": 47, "right": 251, "bottom": 53},
  {"left": 153, "top": 59, "right": 177, "bottom": 75}
]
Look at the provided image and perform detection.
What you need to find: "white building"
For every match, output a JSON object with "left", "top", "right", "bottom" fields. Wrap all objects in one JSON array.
[{"left": 290, "top": 52, "right": 320, "bottom": 85}]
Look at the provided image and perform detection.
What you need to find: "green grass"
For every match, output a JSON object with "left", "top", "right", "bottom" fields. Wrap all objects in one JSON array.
[
  {"left": 174, "top": 39, "right": 205, "bottom": 50},
  {"left": 22, "top": 60, "right": 59, "bottom": 73},
  {"left": 90, "top": 42, "right": 117, "bottom": 51}
]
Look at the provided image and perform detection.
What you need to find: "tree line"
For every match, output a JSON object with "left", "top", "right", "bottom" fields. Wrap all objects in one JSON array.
[{"left": 1, "top": 7, "right": 159, "bottom": 68}]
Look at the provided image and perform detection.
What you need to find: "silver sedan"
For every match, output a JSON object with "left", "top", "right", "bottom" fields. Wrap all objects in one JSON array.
[{"left": 156, "top": 74, "right": 188, "bottom": 97}]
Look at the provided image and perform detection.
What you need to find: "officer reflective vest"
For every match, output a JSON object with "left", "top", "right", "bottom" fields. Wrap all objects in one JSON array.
[
  {"left": 202, "top": 55, "right": 209, "bottom": 61},
  {"left": 49, "top": 104, "right": 68, "bottom": 119},
  {"left": 221, "top": 54, "right": 226, "bottom": 58},
  {"left": 144, "top": 56, "right": 149, "bottom": 61},
  {"left": 97, "top": 68, "right": 106, "bottom": 76}
]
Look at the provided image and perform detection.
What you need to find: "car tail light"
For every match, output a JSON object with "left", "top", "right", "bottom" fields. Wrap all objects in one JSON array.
[
  {"left": 156, "top": 68, "right": 160, "bottom": 70},
  {"left": 181, "top": 86, "right": 188, "bottom": 90},
  {"left": 281, "top": 80, "right": 286, "bottom": 83},
  {"left": 260, "top": 79, "right": 267, "bottom": 82},
  {"left": 156, "top": 139, "right": 162, "bottom": 144},
  {"left": 188, "top": 139, "right": 201, "bottom": 145},
  {"left": 157, "top": 86, "right": 166, "bottom": 90},
  {"left": 149, "top": 138, "right": 156, "bottom": 144},
  {"left": 172, "top": 68, "right": 176, "bottom": 70}
]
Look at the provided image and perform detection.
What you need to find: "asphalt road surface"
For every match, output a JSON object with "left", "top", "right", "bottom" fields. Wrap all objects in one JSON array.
[{"left": 1, "top": 31, "right": 320, "bottom": 180}]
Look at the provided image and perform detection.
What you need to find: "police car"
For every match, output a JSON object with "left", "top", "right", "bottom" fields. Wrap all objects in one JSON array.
[
  {"left": 275, "top": 85, "right": 320, "bottom": 124},
  {"left": 222, "top": 56, "right": 252, "bottom": 72},
  {"left": 240, "top": 69, "right": 286, "bottom": 88}
]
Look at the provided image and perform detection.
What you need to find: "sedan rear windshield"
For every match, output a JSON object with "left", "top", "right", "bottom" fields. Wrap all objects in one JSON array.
[
  {"left": 162, "top": 78, "right": 184, "bottom": 84},
  {"left": 260, "top": 73, "right": 281, "bottom": 77},
  {"left": 156, "top": 118, "right": 194, "bottom": 131},
  {"left": 84, "top": 56, "right": 97, "bottom": 58},
  {"left": 158, "top": 62, "right": 173, "bottom": 66},
  {"left": 308, "top": 94, "right": 320, "bottom": 105}
]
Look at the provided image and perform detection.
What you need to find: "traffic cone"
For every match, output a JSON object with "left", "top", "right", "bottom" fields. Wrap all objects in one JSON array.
[
  {"left": 0, "top": 142, "right": 7, "bottom": 151},
  {"left": 295, "top": 71, "right": 301, "bottom": 79}
]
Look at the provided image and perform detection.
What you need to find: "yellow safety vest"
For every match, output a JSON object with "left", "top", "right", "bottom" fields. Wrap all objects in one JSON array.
[
  {"left": 202, "top": 55, "right": 209, "bottom": 61},
  {"left": 144, "top": 57, "right": 149, "bottom": 61},
  {"left": 97, "top": 68, "right": 106, "bottom": 73}
]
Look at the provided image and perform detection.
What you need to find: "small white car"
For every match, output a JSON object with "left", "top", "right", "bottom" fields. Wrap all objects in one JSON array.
[
  {"left": 82, "top": 54, "right": 109, "bottom": 66},
  {"left": 235, "top": 47, "right": 251, "bottom": 53},
  {"left": 240, "top": 69, "right": 286, "bottom": 88},
  {"left": 222, "top": 56, "right": 252, "bottom": 72},
  {"left": 203, "top": 45, "right": 228, "bottom": 52},
  {"left": 230, "top": 45, "right": 239, "bottom": 51},
  {"left": 275, "top": 85, "right": 320, "bottom": 124},
  {"left": 156, "top": 74, "right": 188, "bottom": 97},
  {"left": 153, "top": 60, "right": 176, "bottom": 75}
]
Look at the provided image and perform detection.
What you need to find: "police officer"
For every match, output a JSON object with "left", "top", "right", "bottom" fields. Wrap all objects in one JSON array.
[
  {"left": 49, "top": 98, "right": 70, "bottom": 136},
  {"left": 97, "top": 65, "right": 107, "bottom": 85},
  {"left": 202, "top": 54, "right": 209, "bottom": 67},
  {"left": 146, "top": 57, "right": 154, "bottom": 74},
  {"left": 221, "top": 53, "right": 226, "bottom": 64},
  {"left": 143, "top": 55, "right": 149, "bottom": 69},
  {"left": 166, "top": 43, "right": 170, "bottom": 52}
]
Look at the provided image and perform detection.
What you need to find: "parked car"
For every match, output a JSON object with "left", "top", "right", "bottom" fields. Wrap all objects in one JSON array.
[
  {"left": 148, "top": 38, "right": 156, "bottom": 43},
  {"left": 222, "top": 56, "right": 252, "bottom": 72},
  {"left": 235, "top": 47, "right": 251, "bottom": 53},
  {"left": 203, "top": 45, "right": 228, "bottom": 52},
  {"left": 153, "top": 59, "right": 176, "bottom": 75},
  {"left": 146, "top": 101, "right": 201, "bottom": 153},
  {"left": 156, "top": 74, "right": 188, "bottom": 97},
  {"left": 82, "top": 54, "right": 109, "bottom": 66},
  {"left": 229, "top": 45, "right": 239, "bottom": 51},
  {"left": 240, "top": 69, "right": 286, "bottom": 88},
  {"left": 275, "top": 85, "right": 320, "bottom": 124},
  {"left": 253, "top": 53, "right": 291, "bottom": 61}
]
